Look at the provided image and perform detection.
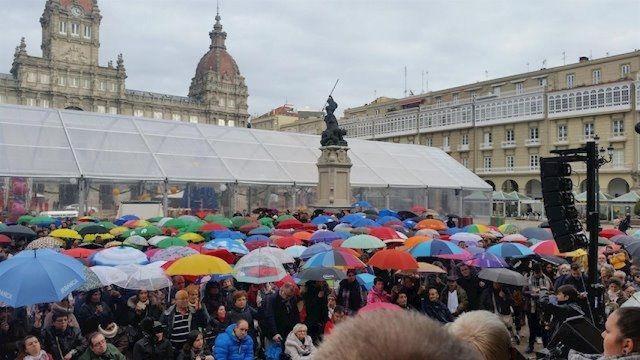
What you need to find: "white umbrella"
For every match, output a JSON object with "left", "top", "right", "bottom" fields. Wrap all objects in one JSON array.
[
  {"left": 249, "top": 247, "right": 295, "bottom": 264},
  {"left": 416, "top": 229, "right": 440, "bottom": 238},
  {"left": 621, "top": 291, "right": 640, "bottom": 308},
  {"left": 115, "top": 263, "right": 172, "bottom": 290},
  {"left": 123, "top": 235, "right": 149, "bottom": 247},
  {"left": 89, "top": 266, "right": 128, "bottom": 286},
  {"left": 156, "top": 218, "right": 174, "bottom": 227},
  {"left": 92, "top": 246, "right": 148, "bottom": 266},
  {"left": 450, "top": 232, "right": 482, "bottom": 242},
  {"left": 148, "top": 235, "right": 169, "bottom": 247},
  {"left": 284, "top": 245, "right": 307, "bottom": 258},
  {"left": 234, "top": 252, "right": 287, "bottom": 284}
]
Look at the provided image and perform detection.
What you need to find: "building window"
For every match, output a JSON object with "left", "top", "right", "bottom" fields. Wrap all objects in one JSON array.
[
  {"left": 425, "top": 138, "right": 433, "bottom": 147},
  {"left": 470, "top": 90, "right": 477, "bottom": 99},
  {"left": 218, "top": 98, "right": 225, "bottom": 107},
  {"left": 483, "top": 156, "right": 492, "bottom": 169},
  {"left": 26, "top": 72, "right": 36, "bottom": 82},
  {"left": 538, "top": 77, "right": 547, "bottom": 87},
  {"left": 436, "top": 97, "right": 443, "bottom": 106},
  {"left": 483, "top": 132, "right": 492, "bottom": 144},
  {"left": 217, "top": 119, "right": 226, "bottom": 126},
  {"left": 443, "top": 135, "right": 449, "bottom": 147},
  {"left": 505, "top": 129, "right": 514, "bottom": 142},
  {"left": 461, "top": 158, "right": 469, "bottom": 168},
  {"left": 0, "top": 94, "right": 4, "bottom": 104},
  {"left": 592, "top": 69, "right": 601, "bottom": 84},
  {"left": 26, "top": 98, "right": 36, "bottom": 107},
  {"left": 228, "top": 120, "right": 235, "bottom": 127},
  {"left": 110, "top": 83, "right": 116, "bottom": 92},
  {"left": 40, "top": 99, "right": 49, "bottom": 108},
  {"left": 99, "top": 81, "right": 106, "bottom": 91},
  {"left": 83, "top": 79, "right": 90, "bottom": 89},
  {"left": 69, "top": 77, "right": 78, "bottom": 87},
  {"left": 557, "top": 124, "right": 568, "bottom": 141},
  {"left": 612, "top": 149, "right": 624, "bottom": 167},
  {"left": 566, "top": 74, "right": 574, "bottom": 89},
  {"left": 57, "top": 76, "right": 65, "bottom": 86},
  {"left": 189, "top": 115, "right": 198, "bottom": 123},
  {"left": 59, "top": 21, "right": 66, "bottom": 34},
  {"left": 461, "top": 133, "right": 469, "bottom": 145},
  {"left": 612, "top": 118, "right": 624, "bottom": 136},
  {"left": 529, "top": 127, "right": 539, "bottom": 140},
  {"left": 228, "top": 99, "right": 235, "bottom": 108},
  {"left": 84, "top": 25, "right": 91, "bottom": 39},
  {"left": 492, "top": 86, "right": 501, "bottom": 96},
  {"left": 620, "top": 64, "right": 630, "bottom": 77},
  {"left": 71, "top": 23, "right": 79, "bottom": 36},
  {"left": 506, "top": 155, "right": 514, "bottom": 169},
  {"left": 530, "top": 154, "right": 540, "bottom": 168},
  {"left": 452, "top": 93, "right": 459, "bottom": 104},
  {"left": 40, "top": 74, "right": 50, "bottom": 84},
  {"left": 108, "top": 107, "right": 117, "bottom": 115},
  {"left": 134, "top": 109, "right": 144, "bottom": 117},
  {"left": 96, "top": 105, "right": 106, "bottom": 113},
  {"left": 515, "top": 82, "right": 524, "bottom": 94},
  {"left": 153, "top": 111, "right": 162, "bottom": 119},
  {"left": 172, "top": 114, "right": 181, "bottom": 121},
  {"left": 584, "top": 122, "right": 595, "bottom": 139}
]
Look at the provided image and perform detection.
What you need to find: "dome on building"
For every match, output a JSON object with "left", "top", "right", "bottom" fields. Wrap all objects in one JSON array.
[{"left": 194, "top": 12, "right": 240, "bottom": 80}]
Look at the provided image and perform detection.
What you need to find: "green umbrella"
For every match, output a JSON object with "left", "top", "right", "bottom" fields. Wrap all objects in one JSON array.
[
  {"left": 17, "top": 215, "right": 34, "bottom": 224},
  {"left": 207, "top": 217, "right": 233, "bottom": 228},
  {"left": 184, "top": 221, "right": 206, "bottom": 233},
  {"left": 157, "top": 237, "right": 188, "bottom": 249},
  {"left": 260, "top": 217, "right": 274, "bottom": 228},
  {"left": 163, "top": 218, "right": 190, "bottom": 229},
  {"left": 99, "top": 221, "right": 116, "bottom": 230},
  {"left": 204, "top": 214, "right": 226, "bottom": 222},
  {"left": 276, "top": 214, "right": 295, "bottom": 222},
  {"left": 29, "top": 216, "right": 54, "bottom": 226},
  {"left": 231, "top": 216, "right": 251, "bottom": 229},
  {"left": 147, "top": 216, "right": 164, "bottom": 223},
  {"left": 73, "top": 222, "right": 94, "bottom": 231},
  {"left": 129, "top": 226, "right": 162, "bottom": 238},
  {"left": 0, "top": 223, "right": 6, "bottom": 231}
]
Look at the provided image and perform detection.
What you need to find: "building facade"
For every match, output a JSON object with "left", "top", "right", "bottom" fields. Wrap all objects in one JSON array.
[
  {"left": 340, "top": 51, "right": 640, "bottom": 199},
  {"left": 0, "top": 0, "right": 249, "bottom": 126},
  {"left": 251, "top": 104, "right": 324, "bottom": 135}
]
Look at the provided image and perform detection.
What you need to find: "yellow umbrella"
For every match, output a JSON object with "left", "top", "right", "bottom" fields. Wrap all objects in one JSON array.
[
  {"left": 84, "top": 233, "right": 115, "bottom": 242},
  {"left": 109, "top": 226, "right": 129, "bottom": 236},
  {"left": 164, "top": 254, "right": 233, "bottom": 276},
  {"left": 49, "top": 229, "right": 82, "bottom": 240},
  {"left": 559, "top": 248, "right": 587, "bottom": 258},
  {"left": 179, "top": 232, "right": 205, "bottom": 243}
]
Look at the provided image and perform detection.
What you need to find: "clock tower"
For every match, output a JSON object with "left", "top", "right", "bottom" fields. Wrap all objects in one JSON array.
[{"left": 40, "top": 0, "right": 101, "bottom": 66}]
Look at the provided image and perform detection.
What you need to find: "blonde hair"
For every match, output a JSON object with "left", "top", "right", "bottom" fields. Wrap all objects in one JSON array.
[
  {"left": 316, "top": 310, "right": 481, "bottom": 360},
  {"left": 447, "top": 311, "right": 511, "bottom": 360}
]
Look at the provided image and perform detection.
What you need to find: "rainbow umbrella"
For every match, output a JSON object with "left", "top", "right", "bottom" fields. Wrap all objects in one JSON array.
[
  {"left": 409, "top": 240, "right": 470, "bottom": 260},
  {"left": 465, "top": 252, "right": 508, "bottom": 268},
  {"left": 302, "top": 249, "right": 366, "bottom": 269},
  {"left": 498, "top": 223, "right": 520, "bottom": 235},
  {"left": 463, "top": 224, "right": 490, "bottom": 234},
  {"left": 487, "top": 243, "right": 534, "bottom": 258}
]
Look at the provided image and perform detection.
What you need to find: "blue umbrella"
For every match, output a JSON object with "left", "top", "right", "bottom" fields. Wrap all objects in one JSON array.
[
  {"left": 351, "top": 218, "right": 380, "bottom": 228},
  {"left": 520, "top": 227, "right": 553, "bottom": 240},
  {"left": 309, "top": 230, "right": 341, "bottom": 244},
  {"left": 335, "top": 231, "right": 351, "bottom": 240},
  {"left": 403, "top": 219, "right": 417, "bottom": 229},
  {"left": 351, "top": 201, "right": 373, "bottom": 208},
  {"left": 114, "top": 215, "right": 139, "bottom": 226},
  {"left": 204, "top": 238, "right": 249, "bottom": 255},
  {"left": 311, "top": 215, "right": 334, "bottom": 225},
  {"left": 445, "top": 227, "right": 463, "bottom": 235},
  {"left": 340, "top": 213, "right": 367, "bottom": 224},
  {"left": 300, "top": 243, "right": 331, "bottom": 260},
  {"left": 376, "top": 216, "right": 400, "bottom": 225},
  {"left": 211, "top": 230, "right": 246, "bottom": 240},
  {"left": 466, "top": 252, "right": 508, "bottom": 268},
  {"left": 356, "top": 273, "right": 375, "bottom": 290},
  {"left": 246, "top": 235, "right": 270, "bottom": 243},
  {"left": 378, "top": 209, "right": 399, "bottom": 219},
  {"left": 248, "top": 226, "right": 272, "bottom": 236},
  {"left": 0, "top": 249, "right": 86, "bottom": 307},
  {"left": 487, "top": 243, "right": 535, "bottom": 258}
]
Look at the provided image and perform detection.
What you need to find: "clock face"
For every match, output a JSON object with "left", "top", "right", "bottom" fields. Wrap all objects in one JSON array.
[{"left": 70, "top": 6, "right": 83, "bottom": 17}]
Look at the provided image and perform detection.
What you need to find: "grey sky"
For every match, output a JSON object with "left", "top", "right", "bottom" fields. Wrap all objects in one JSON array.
[{"left": 0, "top": 0, "right": 638, "bottom": 117}]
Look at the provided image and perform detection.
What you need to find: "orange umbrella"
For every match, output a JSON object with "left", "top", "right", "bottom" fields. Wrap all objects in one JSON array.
[
  {"left": 293, "top": 231, "right": 312, "bottom": 241},
  {"left": 368, "top": 249, "right": 419, "bottom": 271},
  {"left": 416, "top": 219, "right": 447, "bottom": 231},
  {"left": 404, "top": 235, "right": 431, "bottom": 248}
]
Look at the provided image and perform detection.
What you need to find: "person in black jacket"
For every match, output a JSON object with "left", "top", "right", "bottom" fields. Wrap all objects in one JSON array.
[
  {"left": 336, "top": 270, "right": 362, "bottom": 314},
  {"left": 303, "top": 280, "right": 329, "bottom": 343},
  {"left": 262, "top": 283, "right": 300, "bottom": 346},
  {"left": 226, "top": 290, "right": 258, "bottom": 344},
  {"left": 456, "top": 264, "right": 483, "bottom": 310},
  {"left": 41, "top": 312, "right": 87, "bottom": 360},
  {"left": 539, "top": 284, "right": 585, "bottom": 344},
  {"left": 132, "top": 318, "right": 173, "bottom": 360},
  {"left": 421, "top": 288, "right": 454, "bottom": 323},
  {"left": 75, "top": 289, "right": 112, "bottom": 336}
]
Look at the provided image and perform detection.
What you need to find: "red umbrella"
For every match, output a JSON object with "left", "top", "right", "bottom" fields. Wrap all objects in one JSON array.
[
  {"left": 199, "top": 223, "right": 228, "bottom": 232},
  {"left": 276, "top": 219, "right": 304, "bottom": 230},
  {"left": 245, "top": 240, "right": 272, "bottom": 251},
  {"left": 359, "top": 302, "right": 402, "bottom": 314},
  {"left": 273, "top": 229, "right": 295, "bottom": 237},
  {"left": 599, "top": 228, "right": 625, "bottom": 239},
  {"left": 274, "top": 236, "right": 302, "bottom": 249},
  {"left": 411, "top": 205, "right": 427, "bottom": 214},
  {"left": 368, "top": 249, "right": 419, "bottom": 271},
  {"left": 302, "top": 223, "right": 318, "bottom": 231},
  {"left": 239, "top": 222, "right": 260, "bottom": 233},
  {"left": 331, "top": 239, "right": 345, "bottom": 249},
  {"left": 0, "top": 234, "right": 11, "bottom": 245},
  {"left": 530, "top": 240, "right": 560, "bottom": 256},
  {"left": 188, "top": 244, "right": 236, "bottom": 264},
  {"left": 195, "top": 210, "right": 208, "bottom": 219},
  {"left": 275, "top": 274, "right": 300, "bottom": 295},
  {"left": 63, "top": 248, "right": 97, "bottom": 265},
  {"left": 369, "top": 227, "right": 398, "bottom": 240}
]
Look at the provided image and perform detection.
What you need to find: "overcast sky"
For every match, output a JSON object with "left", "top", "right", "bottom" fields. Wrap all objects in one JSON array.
[{"left": 0, "top": 0, "right": 638, "bottom": 117}]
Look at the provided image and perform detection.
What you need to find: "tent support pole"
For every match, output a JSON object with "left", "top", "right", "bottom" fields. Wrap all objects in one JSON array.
[
  {"left": 458, "top": 190, "right": 463, "bottom": 216},
  {"left": 424, "top": 188, "right": 429, "bottom": 210},
  {"left": 291, "top": 186, "right": 297, "bottom": 211},
  {"left": 78, "top": 176, "right": 86, "bottom": 217},
  {"left": 247, "top": 187, "right": 253, "bottom": 213},
  {"left": 384, "top": 187, "right": 390, "bottom": 209},
  {"left": 162, "top": 178, "right": 169, "bottom": 217}
]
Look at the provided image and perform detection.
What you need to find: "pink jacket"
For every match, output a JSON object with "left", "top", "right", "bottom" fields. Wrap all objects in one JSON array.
[{"left": 366, "top": 288, "right": 390, "bottom": 304}]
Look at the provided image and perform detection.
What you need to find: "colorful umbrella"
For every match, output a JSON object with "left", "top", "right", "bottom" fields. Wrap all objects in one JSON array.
[
  {"left": 501, "top": 234, "right": 529, "bottom": 244},
  {"left": 0, "top": 249, "right": 86, "bottom": 307},
  {"left": 462, "top": 224, "right": 490, "bottom": 234},
  {"left": 164, "top": 254, "right": 233, "bottom": 276},
  {"left": 310, "top": 230, "right": 342, "bottom": 244},
  {"left": 416, "top": 219, "right": 447, "bottom": 231},
  {"left": 599, "top": 228, "right": 625, "bottom": 239},
  {"left": 234, "top": 252, "right": 287, "bottom": 283},
  {"left": 92, "top": 246, "right": 148, "bottom": 266},
  {"left": 368, "top": 249, "right": 419, "bottom": 271},
  {"left": 478, "top": 268, "right": 527, "bottom": 286},
  {"left": 530, "top": 240, "right": 560, "bottom": 256},
  {"left": 302, "top": 249, "right": 366, "bottom": 269},
  {"left": 359, "top": 302, "right": 402, "bottom": 313},
  {"left": 204, "top": 239, "right": 249, "bottom": 255},
  {"left": 156, "top": 237, "right": 188, "bottom": 249},
  {"left": 450, "top": 232, "right": 482, "bottom": 247},
  {"left": 179, "top": 232, "right": 205, "bottom": 243},
  {"left": 50, "top": 228, "right": 82, "bottom": 240},
  {"left": 465, "top": 252, "right": 508, "bottom": 268},
  {"left": 274, "top": 236, "right": 303, "bottom": 249},
  {"left": 115, "top": 263, "right": 172, "bottom": 290},
  {"left": 498, "top": 223, "right": 520, "bottom": 235},
  {"left": 300, "top": 243, "right": 332, "bottom": 260},
  {"left": 298, "top": 267, "right": 346, "bottom": 282},
  {"left": 409, "top": 239, "right": 470, "bottom": 260},
  {"left": 487, "top": 243, "right": 535, "bottom": 258},
  {"left": 284, "top": 245, "right": 307, "bottom": 258},
  {"left": 341, "top": 234, "right": 385, "bottom": 249},
  {"left": 26, "top": 236, "right": 64, "bottom": 250},
  {"left": 114, "top": 215, "right": 139, "bottom": 226}
]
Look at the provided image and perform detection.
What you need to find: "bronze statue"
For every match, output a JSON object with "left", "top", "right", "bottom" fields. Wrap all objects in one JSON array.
[{"left": 320, "top": 95, "right": 348, "bottom": 147}]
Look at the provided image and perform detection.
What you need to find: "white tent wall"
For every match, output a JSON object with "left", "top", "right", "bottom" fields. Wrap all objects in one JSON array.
[{"left": 0, "top": 104, "right": 492, "bottom": 217}]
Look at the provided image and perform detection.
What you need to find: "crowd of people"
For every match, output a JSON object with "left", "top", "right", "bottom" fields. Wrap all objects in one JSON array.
[{"left": 0, "top": 207, "right": 639, "bottom": 360}]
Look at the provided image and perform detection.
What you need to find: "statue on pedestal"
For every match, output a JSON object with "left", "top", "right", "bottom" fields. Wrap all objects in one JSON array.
[{"left": 320, "top": 95, "right": 347, "bottom": 147}]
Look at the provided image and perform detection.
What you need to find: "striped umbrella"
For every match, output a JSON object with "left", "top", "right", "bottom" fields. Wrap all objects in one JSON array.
[
  {"left": 487, "top": 243, "right": 535, "bottom": 258},
  {"left": 302, "top": 249, "right": 366, "bottom": 269},
  {"left": 498, "top": 223, "right": 520, "bottom": 235},
  {"left": 529, "top": 240, "right": 560, "bottom": 256},
  {"left": 465, "top": 252, "right": 508, "bottom": 268},
  {"left": 463, "top": 224, "right": 490, "bottom": 234},
  {"left": 408, "top": 240, "right": 470, "bottom": 260}
]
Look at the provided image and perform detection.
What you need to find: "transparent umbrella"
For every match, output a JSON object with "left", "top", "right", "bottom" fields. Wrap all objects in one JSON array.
[
  {"left": 234, "top": 252, "right": 287, "bottom": 284},
  {"left": 114, "top": 263, "right": 172, "bottom": 290}
]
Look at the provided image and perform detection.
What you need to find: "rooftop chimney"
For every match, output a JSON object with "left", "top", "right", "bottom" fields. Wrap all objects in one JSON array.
[{"left": 579, "top": 56, "right": 589, "bottom": 63}]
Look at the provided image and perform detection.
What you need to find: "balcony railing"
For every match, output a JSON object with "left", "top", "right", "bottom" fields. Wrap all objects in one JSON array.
[
  {"left": 525, "top": 138, "right": 541, "bottom": 147},
  {"left": 476, "top": 165, "right": 540, "bottom": 174},
  {"left": 547, "top": 81, "right": 632, "bottom": 118},
  {"left": 501, "top": 140, "right": 516, "bottom": 149},
  {"left": 474, "top": 89, "right": 545, "bottom": 127},
  {"left": 479, "top": 142, "right": 493, "bottom": 150},
  {"left": 609, "top": 133, "right": 627, "bottom": 142},
  {"left": 457, "top": 144, "right": 470, "bottom": 151}
]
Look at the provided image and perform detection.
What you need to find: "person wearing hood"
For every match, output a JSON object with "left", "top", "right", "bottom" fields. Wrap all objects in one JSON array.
[
  {"left": 569, "top": 307, "right": 640, "bottom": 360},
  {"left": 285, "top": 323, "right": 317, "bottom": 360},
  {"left": 213, "top": 319, "right": 253, "bottom": 360},
  {"left": 131, "top": 318, "right": 173, "bottom": 360},
  {"left": 76, "top": 332, "right": 125, "bottom": 360},
  {"left": 421, "top": 288, "right": 454, "bottom": 323},
  {"left": 43, "top": 298, "right": 79, "bottom": 330},
  {"left": 76, "top": 290, "right": 112, "bottom": 336},
  {"left": 177, "top": 330, "right": 213, "bottom": 360},
  {"left": 97, "top": 318, "right": 129, "bottom": 355},
  {"left": 366, "top": 277, "right": 390, "bottom": 304}
]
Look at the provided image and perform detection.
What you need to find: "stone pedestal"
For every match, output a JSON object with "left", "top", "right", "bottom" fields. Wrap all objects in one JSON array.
[{"left": 314, "top": 145, "right": 352, "bottom": 210}]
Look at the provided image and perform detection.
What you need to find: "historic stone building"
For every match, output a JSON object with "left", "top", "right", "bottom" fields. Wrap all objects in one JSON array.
[
  {"left": 0, "top": 0, "right": 249, "bottom": 126},
  {"left": 251, "top": 104, "right": 324, "bottom": 135},
  {"left": 340, "top": 51, "right": 640, "bottom": 202}
]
